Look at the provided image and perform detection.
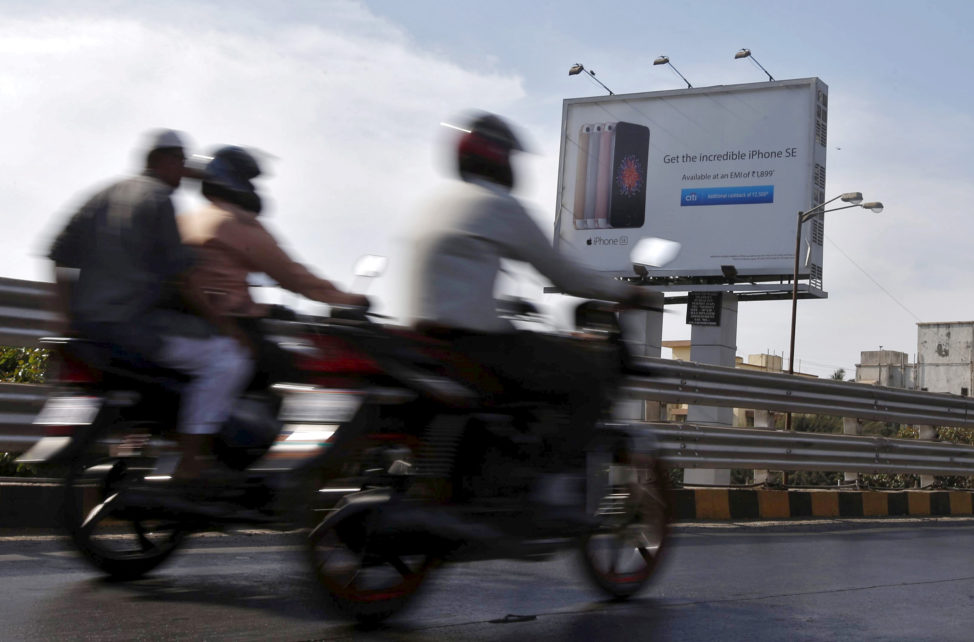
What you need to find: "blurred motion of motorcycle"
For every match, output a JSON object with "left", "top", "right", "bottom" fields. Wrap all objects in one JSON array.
[{"left": 19, "top": 240, "right": 676, "bottom": 623}]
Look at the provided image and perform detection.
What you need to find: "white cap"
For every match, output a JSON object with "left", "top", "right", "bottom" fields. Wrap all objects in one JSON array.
[{"left": 145, "top": 128, "right": 186, "bottom": 152}]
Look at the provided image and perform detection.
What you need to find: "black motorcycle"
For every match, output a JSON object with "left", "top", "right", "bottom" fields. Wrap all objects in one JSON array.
[{"left": 294, "top": 298, "right": 672, "bottom": 622}]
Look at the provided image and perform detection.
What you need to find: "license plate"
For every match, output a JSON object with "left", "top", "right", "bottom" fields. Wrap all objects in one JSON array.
[
  {"left": 33, "top": 396, "right": 103, "bottom": 426},
  {"left": 278, "top": 390, "right": 362, "bottom": 423}
]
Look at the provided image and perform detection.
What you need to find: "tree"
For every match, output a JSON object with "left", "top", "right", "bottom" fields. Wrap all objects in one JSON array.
[
  {"left": 830, "top": 368, "right": 846, "bottom": 381},
  {"left": 0, "top": 347, "right": 49, "bottom": 383}
]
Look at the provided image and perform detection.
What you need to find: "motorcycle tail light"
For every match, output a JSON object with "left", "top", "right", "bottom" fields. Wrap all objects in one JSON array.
[
  {"left": 299, "top": 335, "right": 381, "bottom": 375},
  {"left": 56, "top": 353, "right": 102, "bottom": 384}
]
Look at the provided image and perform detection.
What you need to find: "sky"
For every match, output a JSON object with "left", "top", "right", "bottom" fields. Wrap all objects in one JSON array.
[{"left": 3, "top": 0, "right": 974, "bottom": 378}]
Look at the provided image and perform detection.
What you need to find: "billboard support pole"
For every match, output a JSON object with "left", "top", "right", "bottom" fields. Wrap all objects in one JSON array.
[
  {"left": 615, "top": 297, "right": 666, "bottom": 422},
  {"left": 685, "top": 293, "right": 738, "bottom": 486}
]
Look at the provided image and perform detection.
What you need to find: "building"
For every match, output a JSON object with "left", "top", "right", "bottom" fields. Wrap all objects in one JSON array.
[
  {"left": 855, "top": 350, "right": 914, "bottom": 388},
  {"left": 916, "top": 321, "right": 974, "bottom": 396}
]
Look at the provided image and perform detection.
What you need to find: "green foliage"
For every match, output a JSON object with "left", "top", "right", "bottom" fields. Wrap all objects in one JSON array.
[
  {"left": 774, "top": 413, "right": 842, "bottom": 433},
  {"left": 935, "top": 426, "right": 974, "bottom": 445},
  {"left": 858, "top": 473, "right": 919, "bottom": 489},
  {"left": 0, "top": 452, "right": 35, "bottom": 477},
  {"left": 830, "top": 368, "right": 846, "bottom": 380},
  {"left": 862, "top": 421, "right": 904, "bottom": 438},
  {"left": 0, "top": 347, "right": 48, "bottom": 383}
]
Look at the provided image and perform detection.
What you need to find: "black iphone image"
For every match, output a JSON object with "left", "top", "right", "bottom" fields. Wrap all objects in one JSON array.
[{"left": 608, "top": 121, "right": 649, "bottom": 229}]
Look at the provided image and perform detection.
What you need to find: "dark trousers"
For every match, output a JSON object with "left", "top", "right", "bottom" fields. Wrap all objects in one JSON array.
[{"left": 446, "top": 330, "right": 620, "bottom": 470}]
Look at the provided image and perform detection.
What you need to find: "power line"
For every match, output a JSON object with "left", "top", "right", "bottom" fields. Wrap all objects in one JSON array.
[{"left": 825, "top": 234, "right": 922, "bottom": 322}]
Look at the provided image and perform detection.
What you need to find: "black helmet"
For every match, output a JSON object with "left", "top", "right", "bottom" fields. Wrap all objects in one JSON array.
[
  {"left": 456, "top": 112, "right": 525, "bottom": 188},
  {"left": 202, "top": 146, "right": 263, "bottom": 214}
]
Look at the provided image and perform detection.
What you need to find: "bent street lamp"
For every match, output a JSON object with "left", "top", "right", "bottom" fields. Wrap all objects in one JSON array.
[
  {"left": 786, "top": 192, "right": 884, "bottom": 430},
  {"left": 653, "top": 55, "right": 692, "bottom": 88},
  {"left": 734, "top": 48, "right": 775, "bottom": 81},
  {"left": 568, "top": 63, "right": 614, "bottom": 95}
]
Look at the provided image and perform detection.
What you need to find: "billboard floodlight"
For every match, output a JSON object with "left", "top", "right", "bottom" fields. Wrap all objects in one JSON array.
[
  {"left": 568, "top": 63, "right": 614, "bottom": 95},
  {"left": 734, "top": 48, "right": 775, "bottom": 81},
  {"left": 652, "top": 55, "right": 692, "bottom": 88}
]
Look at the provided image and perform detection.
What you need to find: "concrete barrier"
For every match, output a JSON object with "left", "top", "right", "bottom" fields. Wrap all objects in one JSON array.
[
  {"left": 671, "top": 487, "right": 974, "bottom": 520},
  {"left": 4, "top": 477, "right": 974, "bottom": 529},
  {"left": 0, "top": 478, "right": 62, "bottom": 528}
]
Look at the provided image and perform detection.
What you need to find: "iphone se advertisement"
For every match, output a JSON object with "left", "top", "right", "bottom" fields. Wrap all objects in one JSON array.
[{"left": 553, "top": 78, "right": 828, "bottom": 281}]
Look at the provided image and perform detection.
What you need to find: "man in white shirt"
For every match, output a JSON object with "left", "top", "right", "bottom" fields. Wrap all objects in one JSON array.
[{"left": 409, "top": 113, "right": 650, "bottom": 510}]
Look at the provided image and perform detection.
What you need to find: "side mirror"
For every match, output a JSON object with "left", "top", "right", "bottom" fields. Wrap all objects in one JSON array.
[
  {"left": 630, "top": 237, "right": 681, "bottom": 269},
  {"left": 353, "top": 255, "right": 388, "bottom": 279}
]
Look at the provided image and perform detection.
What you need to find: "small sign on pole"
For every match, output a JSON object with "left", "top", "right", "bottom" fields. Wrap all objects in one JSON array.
[{"left": 686, "top": 291, "right": 722, "bottom": 326}]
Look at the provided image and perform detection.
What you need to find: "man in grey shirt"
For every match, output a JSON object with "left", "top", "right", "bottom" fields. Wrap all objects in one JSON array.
[
  {"left": 49, "top": 129, "right": 252, "bottom": 482},
  {"left": 410, "top": 113, "right": 648, "bottom": 510}
]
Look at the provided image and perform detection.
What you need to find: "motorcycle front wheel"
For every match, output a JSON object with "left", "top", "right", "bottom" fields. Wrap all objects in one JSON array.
[
  {"left": 307, "top": 495, "right": 435, "bottom": 624},
  {"left": 62, "top": 419, "right": 186, "bottom": 580},
  {"left": 579, "top": 448, "right": 670, "bottom": 599}
]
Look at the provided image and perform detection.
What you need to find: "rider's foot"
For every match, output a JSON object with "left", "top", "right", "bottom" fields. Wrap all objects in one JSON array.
[{"left": 171, "top": 433, "right": 217, "bottom": 480}]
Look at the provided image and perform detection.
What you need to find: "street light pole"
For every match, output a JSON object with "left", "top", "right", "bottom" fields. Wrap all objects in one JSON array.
[{"left": 785, "top": 192, "right": 884, "bottom": 430}]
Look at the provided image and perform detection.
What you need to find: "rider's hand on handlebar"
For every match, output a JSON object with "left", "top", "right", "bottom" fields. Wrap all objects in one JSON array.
[
  {"left": 333, "top": 292, "right": 371, "bottom": 310},
  {"left": 329, "top": 292, "right": 372, "bottom": 321}
]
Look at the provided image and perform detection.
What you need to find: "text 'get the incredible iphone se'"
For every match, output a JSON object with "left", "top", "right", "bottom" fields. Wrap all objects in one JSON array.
[{"left": 572, "top": 121, "right": 649, "bottom": 230}]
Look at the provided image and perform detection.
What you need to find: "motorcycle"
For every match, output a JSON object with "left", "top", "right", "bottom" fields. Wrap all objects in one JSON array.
[
  {"left": 292, "top": 309, "right": 671, "bottom": 622},
  {"left": 16, "top": 304, "right": 381, "bottom": 580},
  {"left": 297, "top": 240, "right": 676, "bottom": 622},
  {"left": 18, "top": 239, "right": 675, "bottom": 621}
]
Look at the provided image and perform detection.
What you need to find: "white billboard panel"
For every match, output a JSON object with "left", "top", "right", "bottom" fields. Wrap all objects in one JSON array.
[{"left": 553, "top": 78, "right": 828, "bottom": 287}]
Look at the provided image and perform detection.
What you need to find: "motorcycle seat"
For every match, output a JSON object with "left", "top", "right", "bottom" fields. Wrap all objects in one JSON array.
[{"left": 44, "top": 337, "right": 191, "bottom": 387}]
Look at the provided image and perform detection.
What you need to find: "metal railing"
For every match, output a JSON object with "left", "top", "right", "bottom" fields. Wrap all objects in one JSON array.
[
  {"left": 649, "top": 423, "right": 974, "bottom": 476},
  {"left": 0, "top": 277, "right": 57, "bottom": 348},
  {"left": 2, "top": 277, "right": 974, "bottom": 480},
  {"left": 0, "top": 383, "right": 49, "bottom": 452},
  {"left": 624, "top": 357, "right": 974, "bottom": 429}
]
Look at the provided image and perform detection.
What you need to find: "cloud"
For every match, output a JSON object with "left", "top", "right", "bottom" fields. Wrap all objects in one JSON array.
[{"left": 0, "top": 2, "right": 526, "bottom": 318}]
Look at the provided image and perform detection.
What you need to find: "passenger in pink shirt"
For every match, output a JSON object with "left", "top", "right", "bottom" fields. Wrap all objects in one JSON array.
[{"left": 179, "top": 146, "right": 367, "bottom": 369}]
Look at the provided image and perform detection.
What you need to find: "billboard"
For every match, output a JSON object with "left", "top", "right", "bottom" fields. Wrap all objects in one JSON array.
[{"left": 553, "top": 78, "right": 828, "bottom": 289}]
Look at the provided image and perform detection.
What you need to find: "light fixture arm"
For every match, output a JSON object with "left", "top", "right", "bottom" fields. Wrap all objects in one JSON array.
[
  {"left": 748, "top": 56, "right": 774, "bottom": 81},
  {"left": 569, "top": 63, "right": 614, "bottom": 95},
  {"left": 653, "top": 56, "right": 692, "bottom": 88},
  {"left": 735, "top": 48, "right": 775, "bottom": 81},
  {"left": 667, "top": 62, "right": 692, "bottom": 89},
  {"left": 798, "top": 202, "right": 861, "bottom": 224},
  {"left": 584, "top": 69, "right": 614, "bottom": 95}
]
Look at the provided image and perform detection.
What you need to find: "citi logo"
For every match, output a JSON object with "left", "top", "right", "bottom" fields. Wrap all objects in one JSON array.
[{"left": 586, "top": 236, "right": 629, "bottom": 247}]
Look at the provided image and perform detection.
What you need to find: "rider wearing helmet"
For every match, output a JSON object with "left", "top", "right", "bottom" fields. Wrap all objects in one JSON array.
[
  {"left": 409, "top": 112, "right": 649, "bottom": 515},
  {"left": 179, "top": 146, "right": 368, "bottom": 365}
]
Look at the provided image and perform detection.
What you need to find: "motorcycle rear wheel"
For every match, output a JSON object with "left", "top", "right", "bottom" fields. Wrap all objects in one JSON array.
[
  {"left": 307, "top": 497, "right": 435, "bottom": 624},
  {"left": 62, "top": 420, "right": 186, "bottom": 580},
  {"left": 580, "top": 455, "right": 670, "bottom": 599}
]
